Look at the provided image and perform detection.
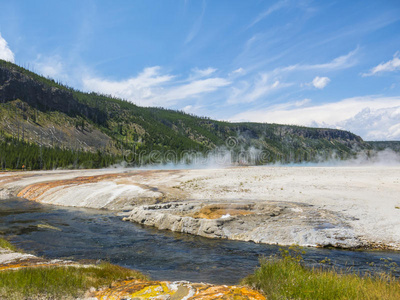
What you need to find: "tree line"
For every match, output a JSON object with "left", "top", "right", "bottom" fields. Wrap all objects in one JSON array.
[{"left": 0, "top": 137, "right": 122, "bottom": 170}]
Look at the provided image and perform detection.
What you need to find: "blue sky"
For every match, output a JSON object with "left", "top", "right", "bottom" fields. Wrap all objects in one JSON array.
[{"left": 0, "top": 0, "right": 400, "bottom": 140}]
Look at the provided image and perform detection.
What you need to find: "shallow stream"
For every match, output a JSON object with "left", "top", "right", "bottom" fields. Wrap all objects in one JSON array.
[{"left": 1, "top": 197, "right": 400, "bottom": 285}]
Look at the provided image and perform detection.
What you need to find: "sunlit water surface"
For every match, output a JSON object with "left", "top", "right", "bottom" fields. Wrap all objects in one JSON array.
[{"left": 1, "top": 198, "right": 400, "bottom": 285}]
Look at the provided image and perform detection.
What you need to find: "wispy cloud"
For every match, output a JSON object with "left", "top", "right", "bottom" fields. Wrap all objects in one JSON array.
[
  {"left": 156, "top": 77, "right": 230, "bottom": 104},
  {"left": 265, "top": 98, "right": 311, "bottom": 111},
  {"left": 227, "top": 73, "right": 291, "bottom": 104},
  {"left": 0, "top": 33, "right": 15, "bottom": 63},
  {"left": 83, "top": 66, "right": 174, "bottom": 103},
  {"left": 279, "top": 47, "right": 359, "bottom": 73},
  {"left": 83, "top": 66, "right": 230, "bottom": 107},
  {"left": 246, "top": 0, "right": 289, "bottom": 29},
  {"left": 231, "top": 67, "right": 244, "bottom": 75},
  {"left": 190, "top": 67, "right": 217, "bottom": 79},
  {"left": 362, "top": 52, "right": 400, "bottom": 76},
  {"left": 185, "top": 0, "right": 206, "bottom": 44},
  {"left": 230, "top": 96, "right": 400, "bottom": 140},
  {"left": 311, "top": 13, "right": 400, "bottom": 50},
  {"left": 33, "top": 54, "right": 66, "bottom": 79},
  {"left": 228, "top": 67, "right": 246, "bottom": 78},
  {"left": 182, "top": 104, "right": 203, "bottom": 114},
  {"left": 311, "top": 76, "right": 330, "bottom": 89},
  {"left": 226, "top": 49, "right": 356, "bottom": 106}
]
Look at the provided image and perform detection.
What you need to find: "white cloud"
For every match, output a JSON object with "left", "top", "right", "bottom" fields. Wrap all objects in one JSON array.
[
  {"left": 0, "top": 33, "right": 15, "bottom": 63},
  {"left": 279, "top": 48, "right": 359, "bottom": 73},
  {"left": 312, "top": 76, "right": 330, "bottom": 89},
  {"left": 227, "top": 73, "right": 291, "bottom": 104},
  {"left": 191, "top": 67, "right": 217, "bottom": 78},
  {"left": 339, "top": 106, "right": 400, "bottom": 140},
  {"left": 181, "top": 104, "right": 203, "bottom": 115},
  {"left": 83, "top": 66, "right": 230, "bottom": 107},
  {"left": 83, "top": 66, "right": 174, "bottom": 103},
  {"left": 294, "top": 98, "right": 311, "bottom": 107},
  {"left": 226, "top": 50, "right": 356, "bottom": 106},
  {"left": 229, "top": 67, "right": 246, "bottom": 77},
  {"left": 157, "top": 77, "right": 230, "bottom": 104},
  {"left": 33, "top": 55, "right": 65, "bottom": 79},
  {"left": 182, "top": 105, "right": 193, "bottom": 112},
  {"left": 264, "top": 98, "right": 311, "bottom": 111},
  {"left": 230, "top": 96, "right": 400, "bottom": 140},
  {"left": 362, "top": 52, "right": 400, "bottom": 76},
  {"left": 232, "top": 67, "right": 244, "bottom": 74},
  {"left": 309, "top": 48, "right": 358, "bottom": 70}
]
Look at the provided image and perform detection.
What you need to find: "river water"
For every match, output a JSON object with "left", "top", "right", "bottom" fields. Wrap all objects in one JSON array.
[{"left": 1, "top": 197, "right": 400, "bottom": 285}]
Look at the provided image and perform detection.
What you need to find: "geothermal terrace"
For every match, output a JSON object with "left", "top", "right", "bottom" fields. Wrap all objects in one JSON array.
[{"left": 1, "top": 166, "right": 399, "bottom": 250}]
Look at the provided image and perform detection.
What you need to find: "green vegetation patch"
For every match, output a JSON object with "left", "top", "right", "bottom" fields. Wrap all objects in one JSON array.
[
  {"left": 0, "top": 262, "right": 148, "bottom": 299},
  {"left": 0, "top": 237, "right": 17, "bottom": 252},
  {"left": 242, "top": 247, "right": 400, "bottom": 300},
  {"left": 0, "top": 137, "right": 122, "bottom": 170}
]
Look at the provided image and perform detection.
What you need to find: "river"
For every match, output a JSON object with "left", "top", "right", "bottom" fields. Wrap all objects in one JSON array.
[{"left": 1, "top": 197, "right": 400, "bottom": 285}]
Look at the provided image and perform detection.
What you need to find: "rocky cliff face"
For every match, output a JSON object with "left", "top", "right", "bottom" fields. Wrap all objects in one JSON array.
[{"left": 0, "top": 64, "right": 106, "bottom": 123}]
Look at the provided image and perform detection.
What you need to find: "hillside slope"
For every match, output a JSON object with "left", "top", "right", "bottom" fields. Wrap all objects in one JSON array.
[{"left": 0, "top": 59, "right": 369, "bottom": 169}]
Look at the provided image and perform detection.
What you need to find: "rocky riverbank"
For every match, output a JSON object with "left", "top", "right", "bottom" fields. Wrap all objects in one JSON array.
[
  {"left": 0, "top": 244, "right": 265, "bottom": 299},
  {"left": 1, "top": 166, "right": 400, "bottom": 250}
]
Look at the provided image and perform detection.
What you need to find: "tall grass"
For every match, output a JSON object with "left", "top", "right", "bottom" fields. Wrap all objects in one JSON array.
[
  {"left": 242, "top": 246, "right": 400, "bottom": 300},
  {"left": 0, "top": 262, "right": 148, "bottom": 299}
]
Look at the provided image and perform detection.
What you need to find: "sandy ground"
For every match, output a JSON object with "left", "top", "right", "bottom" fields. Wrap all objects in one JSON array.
[
  {"left": 1, "top": 166, "right": 399, "bottom": 249},
  {"left": 178, "top": 166, "right": 400, "bottom": 248}
]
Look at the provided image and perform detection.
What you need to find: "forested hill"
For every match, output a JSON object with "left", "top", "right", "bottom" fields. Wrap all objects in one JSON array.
[{"left": 0, "top": 59, "right": 370, "bottom": 169}]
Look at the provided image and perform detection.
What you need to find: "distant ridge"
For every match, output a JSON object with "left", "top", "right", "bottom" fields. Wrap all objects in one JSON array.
[
  {"left": 367, "top": 141, "right": 400, "bottom": 153},
  {"left": 0, "top": 59, "right": 370, "bottom": 169}
]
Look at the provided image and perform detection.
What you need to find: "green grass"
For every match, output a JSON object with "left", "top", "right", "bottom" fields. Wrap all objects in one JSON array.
[
  {"left": 242, "top": 247, "right": 400, "bottom": 300},
  {"left": 0, "top": 237, "right": 17, "bottom": 252},
  {"left": 0, "top": 262, "right": 148, "bottom": 299}
]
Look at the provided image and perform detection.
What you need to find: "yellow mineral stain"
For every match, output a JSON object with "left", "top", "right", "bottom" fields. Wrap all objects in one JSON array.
[
  {"left": 93, "top": 279, "right": 266, "bottom": 300},
  {"left": 129, "top": 282, "right": 173, "bottom": 298},
  {"left": 191, "top": 204, "right": 255, "bottom": 219}
]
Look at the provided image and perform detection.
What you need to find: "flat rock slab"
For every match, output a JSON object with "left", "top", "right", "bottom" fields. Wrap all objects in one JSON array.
[{"left": 123, "top": 200, "right": 364, "bottom": 249}]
